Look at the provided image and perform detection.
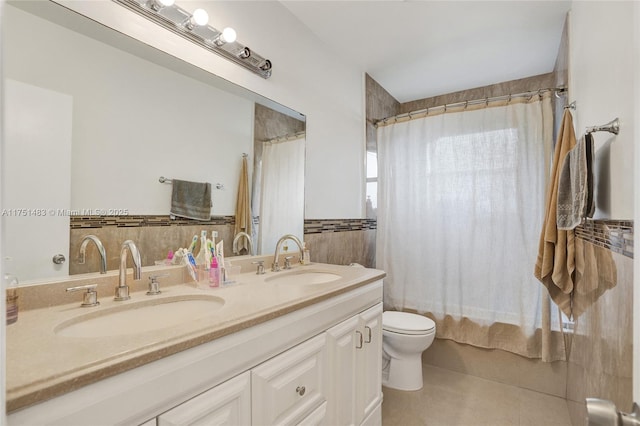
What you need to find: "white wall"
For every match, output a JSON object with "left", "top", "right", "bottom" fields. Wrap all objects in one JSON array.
[
  {"left": 571, "top": 0, "right": 638, "bottom": 403},
  {"left": 57, "top": 0, "right": 366, "bottom": 219},
  {"left": 569, "top": 1, "right": 635, "bottom": 220},
  {"left": 5, "top": 5, "right": 253, "bottom": 216}
]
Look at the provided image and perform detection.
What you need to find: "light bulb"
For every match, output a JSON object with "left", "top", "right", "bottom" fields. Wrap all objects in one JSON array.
[
  {"left": 159, "top": 0, "right": 174, "bottom": 6},
  {"left": 221, "top": 27, "right": 237, "bottom": 43},
  {"left": 211, "top": 27, "right": 237, "bottom": 46},
  {"left": 190, "top": 8, "right": 209, "bottom": 26}
]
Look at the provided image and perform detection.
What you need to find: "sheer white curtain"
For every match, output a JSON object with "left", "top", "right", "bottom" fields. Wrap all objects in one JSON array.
[
  {"left": 376, "top": 96, "right": 557, "bottom": 357},
  {"left": 258, "top": 136, "right": 305, "bottom": 254}
]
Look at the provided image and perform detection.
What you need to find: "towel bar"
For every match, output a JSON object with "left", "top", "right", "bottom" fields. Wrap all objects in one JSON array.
[
  {"left": 586, "top": 118, "right": 619, "bottom": 135},
  {"left": 159, "top": 176, "right": 224, "bottom": 190}
]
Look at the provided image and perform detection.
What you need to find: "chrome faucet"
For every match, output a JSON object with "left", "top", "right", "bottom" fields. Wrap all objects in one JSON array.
[
  {"left": 272, "top": 234, "right": 305, "bottom": 272},
  {"left": 115, "top": 240, "right": 141, "bottom": 301},
  {"left": 232, "top": 231, "right": 254, "bottom": 255},
  {"left": 78, "top": 235, "right": 107, "bottom": 274}
]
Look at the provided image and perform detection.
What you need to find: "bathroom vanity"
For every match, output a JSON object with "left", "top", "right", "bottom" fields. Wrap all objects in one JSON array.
[{"left": 6, "top": 261, "right": 384, "bottom": 426}]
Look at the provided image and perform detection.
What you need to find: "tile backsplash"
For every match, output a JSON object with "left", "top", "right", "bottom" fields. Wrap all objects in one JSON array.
[
  {"left": 575, "top": 219, "right": 633, "bottom": 258},
  {"left": 69, "top": 216, "right": 378, "bottom": 274}
]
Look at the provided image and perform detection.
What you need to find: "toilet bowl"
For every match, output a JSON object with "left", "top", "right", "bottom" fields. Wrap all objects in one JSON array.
[{"left": 382, "top": 311, "right": 436, "bottom": 391}]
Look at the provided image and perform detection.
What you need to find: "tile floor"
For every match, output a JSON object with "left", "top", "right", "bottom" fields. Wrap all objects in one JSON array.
[{"left": 382, "top": 365, "right": 572, "bottom": 426}]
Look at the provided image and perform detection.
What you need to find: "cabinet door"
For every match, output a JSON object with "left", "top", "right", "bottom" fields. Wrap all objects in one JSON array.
[
  {"left": 158, "top": 372, "right": 251, "bottom": 426},
  {"left": 356, "top": 303, "right": 383, "bottom": 425},
  {"left": 252, "top": 334, "right": 326, "bottom": 426},
  {"left": 325, "top": 316, "right": 359, "bottom": 426}
]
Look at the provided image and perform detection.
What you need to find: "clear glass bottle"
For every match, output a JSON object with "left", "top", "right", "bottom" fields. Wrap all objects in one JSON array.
[
  {"left": 302, "top": 242, "right": 311, "bottom": 265},
  {"left": 195, "top": 230, "right": 208, "bottom": 266}
]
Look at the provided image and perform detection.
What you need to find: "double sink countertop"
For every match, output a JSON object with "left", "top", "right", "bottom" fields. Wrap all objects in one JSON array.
[{"left": 6, "top": 261, "right": 385, "bottom": 413}]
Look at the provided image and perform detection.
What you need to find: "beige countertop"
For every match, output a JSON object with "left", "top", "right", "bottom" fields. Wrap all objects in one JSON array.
[{"left": 6, "top": 263, "right": 385, "bottom": 413}]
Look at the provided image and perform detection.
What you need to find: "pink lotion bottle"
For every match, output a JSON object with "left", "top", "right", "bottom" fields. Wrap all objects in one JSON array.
[{"left": 209, "top": 256, "right": 220, "bottom": 287}]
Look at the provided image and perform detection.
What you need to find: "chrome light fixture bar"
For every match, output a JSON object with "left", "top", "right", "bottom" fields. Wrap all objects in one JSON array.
[{"left": 113, "top": 0, "right": 272, "bottom": 78}]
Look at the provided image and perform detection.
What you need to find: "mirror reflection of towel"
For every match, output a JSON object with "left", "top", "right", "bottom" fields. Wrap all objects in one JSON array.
[
  {"left": 170, "top": 179, "right": 212, "bottom": 221},
  {"left": 234, "top": 156, "right": 252, "bottom": 253},
  {"left": 557, "top": 134, "right": 595, "bottom": 230}
]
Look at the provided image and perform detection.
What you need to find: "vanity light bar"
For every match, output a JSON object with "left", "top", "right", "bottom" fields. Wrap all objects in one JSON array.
[{"left": 113, "top": 0, "right": 272, "bottom": 79}]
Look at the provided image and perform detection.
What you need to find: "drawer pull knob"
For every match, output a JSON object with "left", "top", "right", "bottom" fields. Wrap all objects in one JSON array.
[
  {"left": 365, "top": 325, "right": 372, "bottom": 343},
  {"left": 356, "top": 330, "right": 363, "bottom": 349},
  {"left": 296, "top": 386, "right": 306, "bottom": 396}
]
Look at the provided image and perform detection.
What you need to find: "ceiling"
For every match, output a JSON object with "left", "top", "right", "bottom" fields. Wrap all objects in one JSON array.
[{"left": 281, "top": 1, "right": 572, "bottom": 103}]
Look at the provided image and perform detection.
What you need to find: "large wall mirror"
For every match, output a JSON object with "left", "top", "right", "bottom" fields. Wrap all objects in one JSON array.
[{"left": 2, "top": 0, "right": 306, "bottom": 283}]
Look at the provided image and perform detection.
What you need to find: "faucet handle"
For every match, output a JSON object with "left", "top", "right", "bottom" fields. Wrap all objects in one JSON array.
[
  {"left": 147, "top": 274, "right": 168, "bottom": 296},
  {"left": 114, "top": 284, "right": 130, "bottom": 302},
  {"left": 252, "top": 260, "right": 266, "bottom": 275},
  {"left": 66, "top": 284, "right": 100, "bottom": 307},
  {"left": 284, "top": 256, "right": 294, "bottom": 270},
  {"left": 149, "top": 273, "right": 169, "bottom": 281}
]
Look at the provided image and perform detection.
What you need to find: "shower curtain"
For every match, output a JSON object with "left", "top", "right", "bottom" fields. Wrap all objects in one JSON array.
[
  {"left": 258, "top": 136, "right": 305, "bottom": 254},
  {"left": 376, "top": 94, "right": 565, "bottom": 360}
]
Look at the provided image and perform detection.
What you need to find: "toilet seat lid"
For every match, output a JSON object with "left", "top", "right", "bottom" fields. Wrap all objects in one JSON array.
[{"left": 382, "top": 311, "right": 435, "bottom": 335}]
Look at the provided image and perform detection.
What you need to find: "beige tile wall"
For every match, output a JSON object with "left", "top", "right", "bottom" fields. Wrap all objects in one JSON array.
[
  {"left": 69, "top": 217, "right": 377, "bottom": 274},
  {"left": 70, "top": 221, "right": 236, "bottom": 274},
  {"left": 304, "top": 229, "right": 376, "bottom": 268},
  {"left": 400, "top": 73, "right": 556, "bottom": 114},
  {"left": 565, "top": 240, "right": 634, "bottom": 425}
]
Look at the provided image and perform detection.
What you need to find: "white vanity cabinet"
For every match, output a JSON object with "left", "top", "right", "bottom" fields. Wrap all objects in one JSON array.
[
  {"left": 154, "top": 306, "right": 380, "bottom": 426},
  {"left": 325, "top": 303, "right": 383, "bottom": 426}
]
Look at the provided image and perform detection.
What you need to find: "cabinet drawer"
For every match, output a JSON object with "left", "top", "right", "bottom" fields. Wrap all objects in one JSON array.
[
  {"left": 158, "top": 372, "right": 251, "bottom": 426},
  {"left": 252, "top": 334, "right": 326, "bottom": 426}
]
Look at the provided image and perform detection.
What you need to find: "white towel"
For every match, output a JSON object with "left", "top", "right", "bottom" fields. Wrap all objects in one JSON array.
[{"left": 556, "top": 134, "right": 594, "bottom": 230}]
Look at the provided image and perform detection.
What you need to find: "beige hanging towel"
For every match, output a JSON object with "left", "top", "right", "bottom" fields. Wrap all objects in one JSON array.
[
  {"left": 234, "top": 155, "right": 252, "bottom": 253},
  {"left": 534, "top": 109, "right": 576, "bottom": 317}
]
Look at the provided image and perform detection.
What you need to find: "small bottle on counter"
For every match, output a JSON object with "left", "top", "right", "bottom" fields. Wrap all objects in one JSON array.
[{"left": 209, "top": 256, "right": 220, "bottom": 288}]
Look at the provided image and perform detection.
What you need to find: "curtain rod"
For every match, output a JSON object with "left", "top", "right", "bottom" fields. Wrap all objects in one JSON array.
[
  {"left": 374, "top": 87, "right": 567, "bottom": 126},
  {"left": 260, "top": 131, "right": 306, "bottom": 144}
]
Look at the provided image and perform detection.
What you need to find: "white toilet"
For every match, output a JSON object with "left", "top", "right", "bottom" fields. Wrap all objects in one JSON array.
[{"left": 381, "top": 311, "right": 436, "bottom": 391}]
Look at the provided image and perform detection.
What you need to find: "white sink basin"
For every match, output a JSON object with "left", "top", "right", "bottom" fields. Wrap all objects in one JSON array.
[
  {"left": 55, "top": 295, "right": 225, "bottom": 338},
  {"left": 265, "top": 269, "right": 342, "bottom": 285}
]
